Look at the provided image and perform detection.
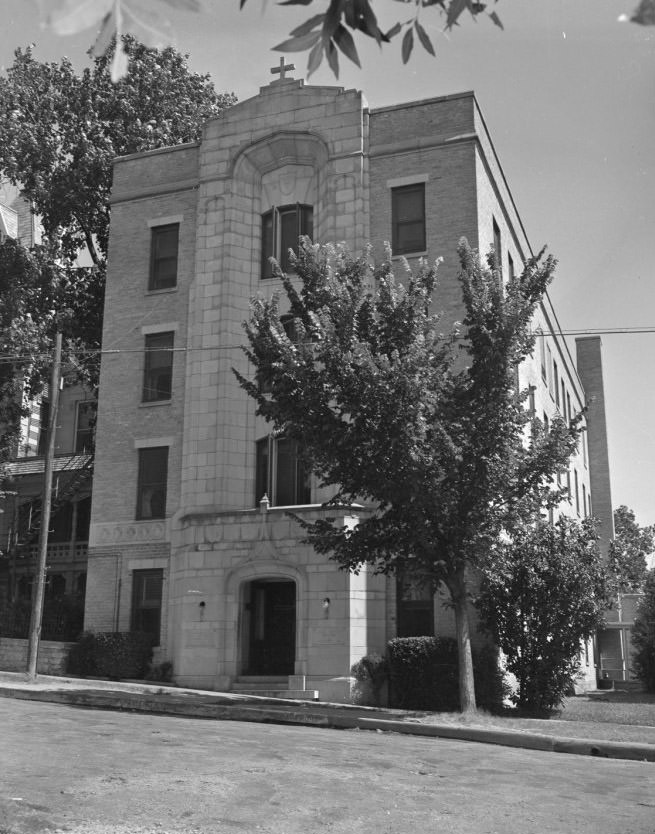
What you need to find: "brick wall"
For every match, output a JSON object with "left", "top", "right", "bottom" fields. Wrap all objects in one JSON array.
[{"left": 0, "top": 638, "right": 74, "bottom": 675}]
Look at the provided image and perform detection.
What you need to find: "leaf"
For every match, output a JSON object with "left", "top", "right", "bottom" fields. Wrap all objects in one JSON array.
[
  {"left": 445, "top": 0, "right": 469, "bottom": 28},
  {"left": 414, "top": 20, "right": 435, "bottom": 55},
  {"left": 110, "top": 39, "right": 129, "bottom": 82},
  {"left": 488, "top": 9, "right": 503, "bottom": 29},
  {"left": 333, "top": 24, "right": 361, "bottom": 67},
  {"left": 326, "top": 39, "right": 340, "bottom": 77},
  {"left": 38, "top": 0, "right": 113, "bottom": 35},
  {"left": 306, "top": 39, "right": 324, "bottom": 77},
  {"left": 290, "top": 12, "right": 326, "bottom": 37},
  {"left": 273, "top": 31, "right": 322, "bottom": 52},
  {"left": 401, "top": 26, "right": 414, "bottom": 63},
  {"left": 90, "top": 10, "right": 115, "bottom": 58},
  {"left": 385, "top": 21, "right": 402, "bottom": 39}
]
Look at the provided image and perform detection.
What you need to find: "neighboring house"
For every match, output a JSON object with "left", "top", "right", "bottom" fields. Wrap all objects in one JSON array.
[
  {"left": 598, "top": 593, "right": 642, "bottom": 684},
  {"left": 0, "top": 182, "right": 93, "bottom": 638},
  {"left": 85, "top": 71, "right": 614, "bottom": 700}
]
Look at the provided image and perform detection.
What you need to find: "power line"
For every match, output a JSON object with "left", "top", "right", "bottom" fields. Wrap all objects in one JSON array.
[{"left": 1, "top": 325, "right": 655, "bottom": 365}]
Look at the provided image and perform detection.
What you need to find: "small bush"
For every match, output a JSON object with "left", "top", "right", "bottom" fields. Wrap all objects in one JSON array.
[
  {"left": 387, "top": 636, "right": 505, "bottom": 712},
  {"left": 66, "top": 631, "right": 155, "bottom": 679},
  {"left": 351, "top": 653, "right": 388, "bottom": 706}
]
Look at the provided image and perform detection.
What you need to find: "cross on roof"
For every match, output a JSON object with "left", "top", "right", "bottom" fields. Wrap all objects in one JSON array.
[{"left": 271, "top": 57, "right": 295, "bottom": 81}]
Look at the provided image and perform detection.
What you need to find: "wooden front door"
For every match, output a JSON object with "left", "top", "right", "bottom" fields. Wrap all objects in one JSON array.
[{"left": 247, "top": 580, "right": 296, "bottom": 675}]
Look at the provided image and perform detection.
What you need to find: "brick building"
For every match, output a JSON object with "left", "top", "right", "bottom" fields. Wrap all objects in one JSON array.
[
  {"left": 85, "top": 73, "right": 613, "bottom": 700},
  {"left": 0, "top": 182, "right": 93, "bottom": 630}
]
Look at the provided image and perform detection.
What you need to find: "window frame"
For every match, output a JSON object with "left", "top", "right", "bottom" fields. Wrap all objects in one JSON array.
[
  {"left": 142, "top": 331, "right": 175, "bottom": 403},
  {"left": 131, "top": 568, "right": 164, "bottom": 645},
  {"left": 261, "top": 203, "right": 313, "bottom": 278},
  {"left": 75, "top": 400, "right": 96, "bottom": 453},
  {"left": 136, "top": 446, "right": 169, "bottom": 520},
  {"left": 149, "top": 223, "right": 179, "bottom": 291},
  {"left": 255, "top": 435, "right": 311, "bottom": 507},
  {"left": 391, "top": 182, "right": 426, "bottom": 256}
]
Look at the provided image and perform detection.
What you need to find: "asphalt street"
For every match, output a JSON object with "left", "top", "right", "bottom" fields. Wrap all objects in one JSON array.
[{"left": 0, "top": 698, "right": 653, "bottom": 834}]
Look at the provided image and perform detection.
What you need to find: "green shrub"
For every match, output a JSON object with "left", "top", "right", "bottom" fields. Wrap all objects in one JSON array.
[
  {"left": 632, "top": 570, "right": 655, "bottom": 692},
  {"left": 66, "top": 631, "right": 154, "bottom": 679},
  {"left": 387, "top": 636, "right": 505, "bottom": 712},
  {"left": 351, "top": 652, "right": 388, "bottom": 706}
]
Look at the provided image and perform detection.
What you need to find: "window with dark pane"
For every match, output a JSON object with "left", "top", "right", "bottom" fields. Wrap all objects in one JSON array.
[
  {"left": 142, "top": 331, "right": 174, "bottom": 402},
  {"left": 136, "top": 447, "right": 168, "bottom": 520},
  {"left": 75, "top": 400, "right": 96, "bottom": 453},
  {"left": 255, "top": 436, "right": 311, "bottom": 507},
  {"left": 396, "top": 573, "right": 434, "bottom": 637},
  {"left": 391, "top": 183, "right": 425, "bottom": 255},
  {"left": 261, "top": 204, "right": 313, "bottom": 278},
  {"left": 149, "top": 224, "right": 179, "bottom": 290},
  {"left": 131, "top": 568, "right": 163, "bottom": 644}
]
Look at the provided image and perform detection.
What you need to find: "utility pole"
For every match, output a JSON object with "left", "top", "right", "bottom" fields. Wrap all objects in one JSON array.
[{"left": 27, "top": 332, "right": 62, "bottom": 681}]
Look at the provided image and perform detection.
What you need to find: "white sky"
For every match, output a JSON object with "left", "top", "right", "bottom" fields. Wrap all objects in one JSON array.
[{"left": 2, "top": 0, "right": 654, "bottom": 527}]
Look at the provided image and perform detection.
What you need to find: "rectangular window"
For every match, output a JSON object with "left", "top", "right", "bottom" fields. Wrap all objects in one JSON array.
[
  {"left": 142, "top": 332, "right": 174, "bottom": 402},
  {"left": 582, "top": 484, "right": 587, "bottom": 517},
  {"left": 391, "top": 183, "right": 425, "bottom": 255},
  {"left": 574, "top": 470, "right": 580, "bottom": 515},
  {"left": 136, "top": 447, "right": 168, "bottom": 520},
  {"left": 508, "top": 252, "right": 515, "bottom": 282},
  {"left": 396, "top": 572, "right": 434, "bottom": 637},
  {"left": 553, "top": 360, "right": 560, "bottom": 408},
  {"left": 255, "top": 436, "right": 311, "bottom": 507},
  {"left": 566, "top": 392, "right": 572, "bottom": 425},
  {"left": 539, "top": 332, "right": 546, "bottom": 382},
  {"left": 261, "top": 204, "right": 313, "bottom": 278},
  {"left": 528, "top": 385, "right": 536, "bottom": 417},
  {"left": 75, "top": 401, "right": 96, "bottom": 453},
  {"left": 37, "top": 398, "right": 50, "bottom": 456},
  {"left": 131, "top": 568, "right": 163, "bottom": 644},
  {"left": 561, "top": 381, "right": 566, "bottom": 419},
  {"left": 149, "top": 224, "right": 179, "bottom": 290},
  {"left": 492, "top": 218, "right": 502, "bottom": 276},
  {"left": 546, "top": 345, "right": 553, "bottom": 395}
]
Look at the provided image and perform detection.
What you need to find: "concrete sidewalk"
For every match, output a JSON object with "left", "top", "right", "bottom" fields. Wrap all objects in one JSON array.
[{"left": 1, "top": 670, "right": 653, "bottom": 763}]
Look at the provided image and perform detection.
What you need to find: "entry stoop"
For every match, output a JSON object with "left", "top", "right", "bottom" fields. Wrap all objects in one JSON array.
[{"left": 231, "top": 675, "right": 319, "bottom": 701}]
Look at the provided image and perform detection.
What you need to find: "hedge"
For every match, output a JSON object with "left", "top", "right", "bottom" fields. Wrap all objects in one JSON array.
[
  {"left": 387, "top": 636, "right": 506, "bottom": 712},
  {"left": 66, "top": 631, "right": 155, "bottom": 680}
]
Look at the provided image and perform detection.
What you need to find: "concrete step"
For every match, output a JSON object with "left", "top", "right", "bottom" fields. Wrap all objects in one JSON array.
[{"left": 231, "top": 676, "right": 318, "bottom": 700}]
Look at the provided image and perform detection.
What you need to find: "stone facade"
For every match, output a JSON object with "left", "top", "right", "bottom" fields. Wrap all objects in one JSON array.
[{"left": 86, "top": 77, "right": 612, "bottom": 699}]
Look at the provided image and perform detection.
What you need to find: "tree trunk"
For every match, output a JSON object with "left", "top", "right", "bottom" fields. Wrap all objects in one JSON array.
[{"left": 451, "top": 570, "right": 477, "bottom": 713}]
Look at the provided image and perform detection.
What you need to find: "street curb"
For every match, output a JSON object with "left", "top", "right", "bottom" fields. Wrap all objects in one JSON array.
[{"left": 1, "top": 684, "right": 654, "bottom": 762}]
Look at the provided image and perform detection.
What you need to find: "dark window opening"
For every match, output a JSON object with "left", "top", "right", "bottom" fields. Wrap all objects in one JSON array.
[
  {"left": 492, "top": 217, "right": 502, "bottom": 276},
  {"left": 396, "top": 573, "right": 434, "bottom": 637},
  {"left": 392, "top": 183, "right": 425, "bottom": 255},
  {"left": 261, "top": 204, "right": 313, "bottom": 278},
  {"left": 149, "top": 224, "right": 179, "bottom": 290},
  {"left": 37, "top": 399, "right": 50, "bottom": 456},
  {"left": 142, "top": 332, "right": 174, "bottom": 402},
  {"left": 131, "top": 568, "right": 163, "bottom": 644},
  {"left": 75, "top": 401, "right": 96, "bottom": 453},
  {"left": 136, "top": 447, "right": 168, "bottom": 520},
  {"left": 255, "top": 436, "right": 311, "bottom": 507}
]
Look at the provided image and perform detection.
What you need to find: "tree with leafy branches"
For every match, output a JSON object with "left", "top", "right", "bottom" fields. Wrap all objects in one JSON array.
[
  {"left": 0, "top": 37, "right": 235, "bottom": 447},
  {"left": 609, "top": 505, "right": 654, "bottom": 592},
  {"left": 34, "top": 0, "right": 655, "bottom": 81},
  {"left": 236, "top": 238, "right": 581, "bottom": 712},
  {"left": 477, "top": 516, "right": 615, "bottom": 713},
  {"left": 631, "top": 569, "right": 655, "bottom": 692}
]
